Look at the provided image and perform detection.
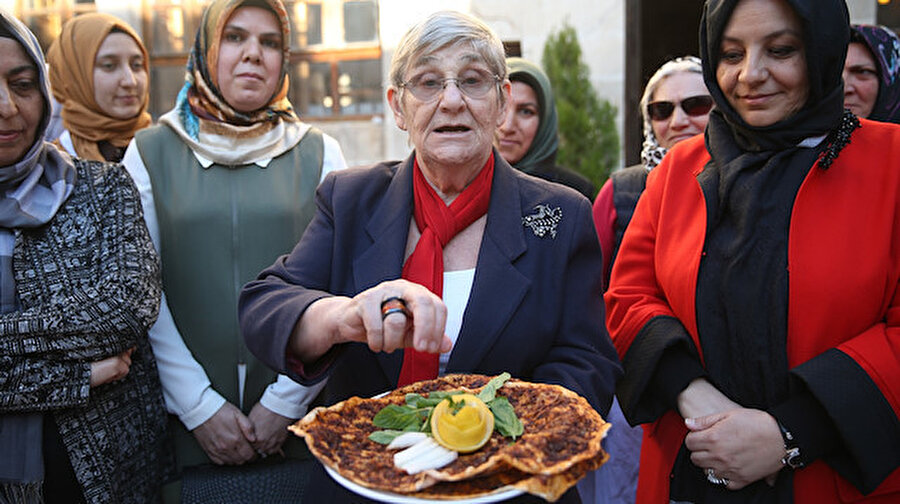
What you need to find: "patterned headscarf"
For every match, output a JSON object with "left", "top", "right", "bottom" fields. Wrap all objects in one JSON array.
[
  {"left": 175, "top": 0, "right": 296, "bottom": 138},
  {"left": 0, "top": 11, "right": 76, "bottom": 228},
  {"left": 506, "top": 57, "right": 559, "bottom": 174},
  {"left": 850, "top": 24, "right": 900, "bottom": 124},
  {"left": 46, "top": 13, "right": 151, "bottom": 161},
  {"left": 638, "top": 56, "right": 704, "bottom": 169}
]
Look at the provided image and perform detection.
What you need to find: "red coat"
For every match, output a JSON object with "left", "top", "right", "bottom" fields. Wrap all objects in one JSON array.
[{"left": 605, "top": 119, "right": 900, "bottom": 503}]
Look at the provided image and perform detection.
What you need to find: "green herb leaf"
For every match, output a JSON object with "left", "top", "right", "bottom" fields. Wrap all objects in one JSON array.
[
  {"left": 372, "top": 404, "right": 428, "bottom": 431},
  {"left": 489, "top": 396, "right": 524, "bottom": 439},
  {"left": 449, "top": 396, "right": 465, "bottom": 415},
  {"left": 421, "top": 403, "right": 438, "bottom": 432},
  {"left": 405, "top": 391, "right": 456, "bottom": 408},
  {"left": 404, "top": 393, "right": 432, "bottom": 408},
  {"left": 477, "top": 372, "right": 511, "bottom": 403},
  {"left": 368, "top": 429, "right": 408, "bottom": 444}
]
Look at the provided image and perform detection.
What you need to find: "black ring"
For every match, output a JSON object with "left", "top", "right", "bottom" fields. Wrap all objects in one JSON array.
[
  {"left": 381, "top": 297, "right": 410, "bottom": 320},
  {"left": 381, "top": 296, "right": 406, "bottom": 309},
  {"left": 382, "top": 307, "right": 408, "bottom": 319}
]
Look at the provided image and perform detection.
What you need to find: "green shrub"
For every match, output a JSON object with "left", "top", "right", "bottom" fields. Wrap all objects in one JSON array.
[{"left": 542, "top": 23, "right": 619, "bottom": 190}]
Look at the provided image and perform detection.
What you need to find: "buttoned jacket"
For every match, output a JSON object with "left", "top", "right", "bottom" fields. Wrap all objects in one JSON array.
[{"left": 241, "top": 150, "right": 621, "bottom": 412}]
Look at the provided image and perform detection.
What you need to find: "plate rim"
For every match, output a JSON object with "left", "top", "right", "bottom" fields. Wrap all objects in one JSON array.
[{"left": 323, "top": 464, "right": 524, "bottom": 503}]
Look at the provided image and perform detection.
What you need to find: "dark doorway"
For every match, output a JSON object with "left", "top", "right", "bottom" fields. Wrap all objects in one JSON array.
[
  {"left": 878, "top": 1, "right": 900, "bottom": 33},
  {"left": 625, "top": 0, "right": 705, "bottom": 166}
]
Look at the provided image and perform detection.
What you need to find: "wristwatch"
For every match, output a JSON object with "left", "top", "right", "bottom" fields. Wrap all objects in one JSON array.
[{"left": 777, "top": 421, "right": 805, "bottom": 469}]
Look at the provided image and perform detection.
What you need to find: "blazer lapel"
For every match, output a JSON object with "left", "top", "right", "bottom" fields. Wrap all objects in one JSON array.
[
  {"left": 353, "top": 154, "right": 416, "bottom": 383},
  {"left": 447, "top": 154, "right": 529, "bottom": 371}
]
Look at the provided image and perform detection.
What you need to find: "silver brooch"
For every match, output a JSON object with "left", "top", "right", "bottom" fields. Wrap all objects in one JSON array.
[{"left": 522, "top": 204, "right": 562, "bottom": 238}]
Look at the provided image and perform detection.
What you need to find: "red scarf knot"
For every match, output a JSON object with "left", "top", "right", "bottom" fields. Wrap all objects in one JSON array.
[{"left": 396, "top": 153, "right": 495, "bottom": 386}]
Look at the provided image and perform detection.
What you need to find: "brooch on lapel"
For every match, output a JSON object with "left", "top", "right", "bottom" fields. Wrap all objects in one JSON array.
[{"left": 522, "top": 204, "right": 562, "bottom": 238}]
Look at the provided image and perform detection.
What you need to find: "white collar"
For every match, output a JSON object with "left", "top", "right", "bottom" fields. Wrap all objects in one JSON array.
[
  {"left": 797, "top": 134, "right": 827, "bottom": 148},
  {"left": 192, "top": 150, "right": 272, "bottom": 168}
]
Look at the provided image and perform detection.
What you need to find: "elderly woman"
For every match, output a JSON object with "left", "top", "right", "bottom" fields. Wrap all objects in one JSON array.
[
  {"left": 240, "top": 10, "right": 620, "bottom": 504},
  {"left": 46, "top": 13, "right": 151, "bottom": 162},
  {"left": 121, "top": 0, "right": 346, "bottom": 499},
  {"left": 0, "top": 9, "right": 170, "bottom": 503},
  {"left": 594, "top": 56, "right": 711, "bottom": 286},
  {"left": 843, "top": 24, "right": 900, "bottom": 123},
  {"left": 606, "top": 0, "right": 900, "bottom": 502},
  {"left": 494, "top": 57, "right": 595, "bottom": 199}
]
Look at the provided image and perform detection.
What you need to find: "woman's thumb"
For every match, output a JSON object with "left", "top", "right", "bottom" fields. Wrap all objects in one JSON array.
[
  {"left": 236, "top": 412, "right": 257, "bottom": 443},
  {"left": 685, "top": 412, "right": 725, "bottom": 431}
]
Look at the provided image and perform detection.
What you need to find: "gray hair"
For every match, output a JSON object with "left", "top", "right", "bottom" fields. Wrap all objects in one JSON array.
[
  {"left": 389, "top": 10, "right": 508, "bottom": 93},
  {"left": 639, "top": 56, "right": 703, "bottom": 124}
]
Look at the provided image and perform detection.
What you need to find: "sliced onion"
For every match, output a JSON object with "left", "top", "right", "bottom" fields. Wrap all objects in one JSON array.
[
  {"left": 386, "top": 432, "right": 428, "bottom": 450},
  {"left": 399, "top": 445, "right": 458, "bottom": 474},
  {"left": 392, "top": 437, "right": 458, "bottom": 474},
  {"left": 393, "top": 437, "right": 441, "bottom": 466}
]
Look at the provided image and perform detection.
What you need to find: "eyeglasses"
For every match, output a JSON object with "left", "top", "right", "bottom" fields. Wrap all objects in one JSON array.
[
  {"left": 647, "top": 95, "right": 714, "bottom": 121},
  {"left": 400, "top": 69, "right": 501, "bottom": 102}
]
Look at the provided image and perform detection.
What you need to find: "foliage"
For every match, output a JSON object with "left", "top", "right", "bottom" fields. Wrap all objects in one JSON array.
[{"left": 542, "top": 23, "right": 619, "bottom": 189}]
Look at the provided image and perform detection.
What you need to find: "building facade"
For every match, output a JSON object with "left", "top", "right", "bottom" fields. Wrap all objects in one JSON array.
[{"left": 2, "top": 0, "right": 881, "bottom": 168}]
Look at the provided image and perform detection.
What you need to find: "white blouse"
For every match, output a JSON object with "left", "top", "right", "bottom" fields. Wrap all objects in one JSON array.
[{"left": 439, "top": 268, "right": 476, "bottom": 375}]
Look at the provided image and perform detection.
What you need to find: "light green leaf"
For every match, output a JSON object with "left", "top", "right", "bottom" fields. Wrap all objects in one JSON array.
[
  {"left": 368, "top": 429, "right": 407, "bottom": 444},
  {"left": 477, "top": 372, "right": 511, "bottom": 403},
  {"left": 489, "top": 397, "right": 524, "bottom": 440}
]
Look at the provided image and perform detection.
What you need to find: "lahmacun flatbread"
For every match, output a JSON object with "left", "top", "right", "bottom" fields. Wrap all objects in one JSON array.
[
  {"left": 411, "top": 456, "right": 607, "bottom": 501},
  {"left": 289, "top": 373, "right": 610, "bottom": 502},
  {"left": 291, "top": 394, "right": 438, "bottom": 493}
]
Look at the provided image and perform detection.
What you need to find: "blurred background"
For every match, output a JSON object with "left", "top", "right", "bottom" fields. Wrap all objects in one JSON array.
[{"left": 2, "top": 0, "right": 890, "bottom": 174}]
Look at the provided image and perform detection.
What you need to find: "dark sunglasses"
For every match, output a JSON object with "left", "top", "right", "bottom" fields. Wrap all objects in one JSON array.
[{"left": 647, "top": 95, "right": 714, "bottom": 121}]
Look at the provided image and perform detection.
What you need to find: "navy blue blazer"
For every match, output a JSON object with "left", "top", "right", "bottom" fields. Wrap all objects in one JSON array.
[
  {"left": 240, "top": 151, "right": 620, "bottom": 503},
  {"left": 240, "top": 150, "right": 621, "bottom": 412}
]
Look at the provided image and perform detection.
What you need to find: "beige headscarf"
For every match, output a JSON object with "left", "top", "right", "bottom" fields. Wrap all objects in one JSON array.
[{"left": 46, "top": 13, "right": 151, "bottom": 162}]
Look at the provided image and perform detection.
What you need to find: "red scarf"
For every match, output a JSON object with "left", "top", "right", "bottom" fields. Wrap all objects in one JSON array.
[{"left": 397, "top": 153, "right": 495, "bottom": 386}]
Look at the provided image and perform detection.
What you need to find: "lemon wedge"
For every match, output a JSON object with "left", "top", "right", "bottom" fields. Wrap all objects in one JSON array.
[{"left": 430, "top": 393, "right": 494, "bottom": 453}]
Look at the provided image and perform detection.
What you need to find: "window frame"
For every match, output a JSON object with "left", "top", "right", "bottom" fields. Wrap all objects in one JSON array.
[{"left": 142, "top": 0, "right": 383, "bottom": 120}]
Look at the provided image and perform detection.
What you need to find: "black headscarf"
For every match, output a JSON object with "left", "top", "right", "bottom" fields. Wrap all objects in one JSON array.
[
  {"left": 675, "top": 1, "right": 855, "bottom": 502},
  {"left": 700, "top": 0, "right": 849, "bottom": 152}
]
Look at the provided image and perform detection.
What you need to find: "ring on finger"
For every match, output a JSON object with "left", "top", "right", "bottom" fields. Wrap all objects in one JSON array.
[
  {"left": 706, "top": 468, "right": 729, "bottom": 486},
  {"left": 381, "top": 296, "right": 411, "bottom": 320}
]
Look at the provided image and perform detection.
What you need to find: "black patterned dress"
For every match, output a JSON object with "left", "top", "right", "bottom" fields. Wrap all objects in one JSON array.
[{"left": 0, "top": 159, "right": 173, "bottom": 503}]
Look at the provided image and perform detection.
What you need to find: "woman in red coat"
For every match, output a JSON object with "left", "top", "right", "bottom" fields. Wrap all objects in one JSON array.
[{"left": 605, "top": 0, "right": 900, "bottom": 502}]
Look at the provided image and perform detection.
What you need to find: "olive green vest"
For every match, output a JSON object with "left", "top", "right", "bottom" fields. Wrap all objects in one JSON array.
[{"left": 134, "top": 124, "right": 323, "bottom": 467}]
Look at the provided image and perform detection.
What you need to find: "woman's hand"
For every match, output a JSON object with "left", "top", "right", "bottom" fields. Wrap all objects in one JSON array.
[
  {"left": 192, "top": 402, "right": 257, "bottom": 465},
  {"left": 247, "top": 402, "right": 292, "bottom": 457},
  {"left": 685, "top": 409, "right": 785, "bottom": 489},
  {"left": 291, "top": 279, "right": 452, "bottom": 362},
  {"left": 677, "top": 378, "right": 741, "bottom": 419},
  {"left": 89, "top": 347, "right": 135, "bottom": 387}
]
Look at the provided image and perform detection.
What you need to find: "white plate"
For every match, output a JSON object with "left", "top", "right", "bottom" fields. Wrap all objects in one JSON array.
[{"left": 324, "top": 465, "right": 524, "bottom": 503}]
